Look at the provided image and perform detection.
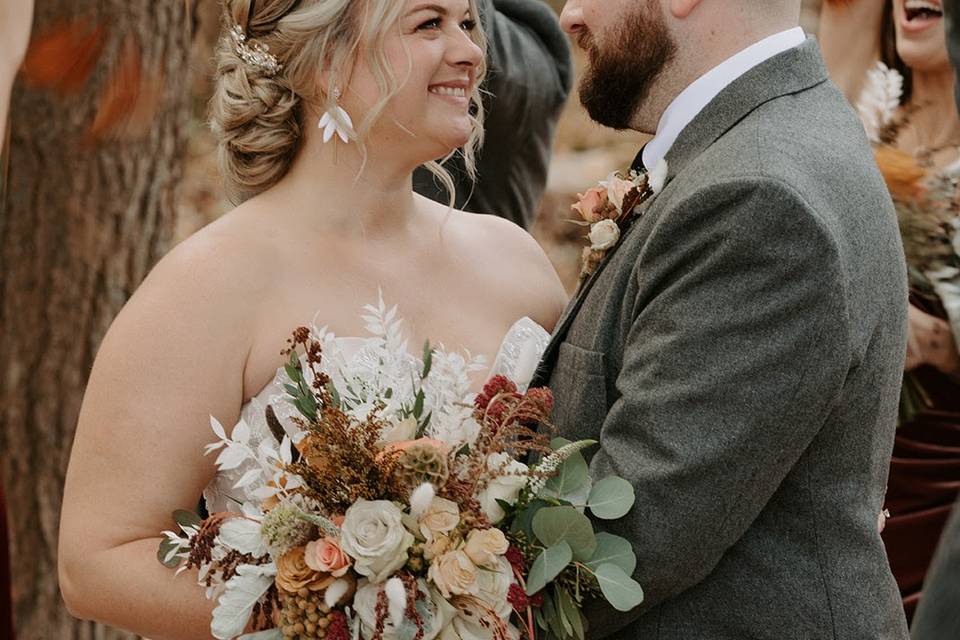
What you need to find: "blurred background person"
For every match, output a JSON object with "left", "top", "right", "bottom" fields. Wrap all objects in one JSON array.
[
  {"left": 909, "top": 0, "right": 960, "bottom": 637},
  {"left": 822, "top": 0, "right": 960, "bottom": 623},
  {"left": 413, "top": 0, "right": 572, "bottom": 228}
]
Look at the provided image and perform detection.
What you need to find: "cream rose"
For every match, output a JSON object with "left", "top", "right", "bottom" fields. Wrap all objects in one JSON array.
[
  {"left": 477, "top": 453, "right": 529, "bottom": 524},
  {"left": 304, "top": 536, "right": 351, "bottom": 577},
  {"left": 339, "top": 500, "right": 414, "bottom": 583},
  {"left": 589, "top": 219, "right": 620, "bottom": 252},
  {"left": 419, "top": 497, "right": 460, "bottom": 543},
  {"left": 378, "top": 416, "right": 419, "bottom": 446},
  {"left": 603, "top": 173, "right": 635, "bottom": 213},
  {"left": 463, "top": 528, "right": 508, "bottom": 570},
  {"left": 428, "top": 549, "right": 479, "bottom": 599},
  {"left": 474, "top": 556, "right": 516, "bottom": 620},
  {"left": 424, "top": 532, "right": 453, "bottom": 562},
  {"left": 353, "top": 579, "right": 456, "bottom": 640}
]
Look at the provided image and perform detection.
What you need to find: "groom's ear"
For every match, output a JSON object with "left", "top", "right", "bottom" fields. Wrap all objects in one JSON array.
[{"left": 668, "top": 0, "right": 704, "bottom": 19}]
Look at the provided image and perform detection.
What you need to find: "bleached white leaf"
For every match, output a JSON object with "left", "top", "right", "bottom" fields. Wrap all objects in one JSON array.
[
  {"left": 216, "top": 444, "right": 250, "bottom": 471},
  {"left": 218, "top": 518, "right": 268, "bottom": 557},
  {"left": 210, "top": 416, "right": 228, "bottom": 440},
  {"left": 211, "top": 564, "right": 276, "bottom": 640},
  {"left": 232, "top": 419, "right": 251, "bottom": 445},
  {"left": 239, "top": 630, "right": 283, "bottom": 639},
  {"left": 280, "top": 436, "right": 292, "bottom": 465},
  {"left": 233, "top": 469, "right": 262, "bottom": 489}
]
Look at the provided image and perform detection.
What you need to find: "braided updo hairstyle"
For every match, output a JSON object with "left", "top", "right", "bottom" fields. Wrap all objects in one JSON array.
[{"left": 210, "top": 0, "right": 486, "bottom": 204}]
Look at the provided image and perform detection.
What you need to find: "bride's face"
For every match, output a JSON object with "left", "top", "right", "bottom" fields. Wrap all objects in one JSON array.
[
  {"left": 343, "top": 0, "right": 484, "bottom": 166},
  {"left": 893, "top": 0, "right": 950, "bottom": 72}
]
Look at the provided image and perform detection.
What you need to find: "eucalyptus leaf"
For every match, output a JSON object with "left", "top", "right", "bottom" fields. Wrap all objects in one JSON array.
[
  {"left": 534, "top": 607, "right": 548, "bottom": 631},
  {"left": 586, "top": 533, "right": 636, "bottom": 575},
  {"left": 588, "top": 477, "right": 635, "bottom": 520},
  {"left": 550, "top": 437, "right": 573, "bottom": 450},
  {"left": 541, "top": 590, "right": 564, "bottom": 640},
  {"left": 553, "top": 586, "right": 573, "bottom": 638},
  {"left": 173, "top": 509, "right": 203, "bottom": 530},
  {"left": 594, "top": 563, "right": 645, "bottom": 612},
  {"left": 511, "top": 499, "right": 550, "bottom": 540},
  {"left": 556, "top": 586, "right": 585, "bottom": 640},
  {"left": 525, "top": 541, "right": 572, "bottom": 596},
  {"left": 533, "top": 506, "right": 597, "bottom": 562},
  {"left": 157, "top": 537, "right": 182, "bottom": 568},
  {"left": 544, "top": 451, "right": 589, "bottom": 499}
]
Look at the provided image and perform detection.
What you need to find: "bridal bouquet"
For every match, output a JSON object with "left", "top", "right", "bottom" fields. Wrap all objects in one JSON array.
[{"left": 159, "top": 300, "right": 644, "bottom": 640}]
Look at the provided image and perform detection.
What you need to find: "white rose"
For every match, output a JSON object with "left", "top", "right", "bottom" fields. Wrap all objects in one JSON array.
[
  {"left": 463, "top": 528, "right": 509, "bottom": 569},
  {"left": 477, "top": 453, "right": 529, "bottom": 524},
  {"left": 378, "top": 416, "right": 418, "bottom": 446},
  {"left": 354, "top": 579, "right": 456, "bottom": 640},
  {"left": 589, "top": 219, "right": 620, "bottom": 252},
  {"left": 339, "top": 500, "right": 414, "bottom": 583},
  {"left": 474, "top": 556, "right": 515, "bottom": 620}
]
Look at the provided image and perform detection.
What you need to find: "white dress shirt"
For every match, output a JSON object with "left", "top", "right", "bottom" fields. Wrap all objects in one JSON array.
[{"left": 642, "top": 27, "right": 807, "bottom": 170}]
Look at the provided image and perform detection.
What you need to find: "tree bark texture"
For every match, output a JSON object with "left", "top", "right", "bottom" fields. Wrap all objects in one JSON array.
[{"left": 1, "top": 1, "right": 193, "bottom": 638}]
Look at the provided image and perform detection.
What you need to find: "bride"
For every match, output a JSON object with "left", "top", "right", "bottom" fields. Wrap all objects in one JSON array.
[{"left": 57, "top": 0, "right": 567, "bottom": 637}]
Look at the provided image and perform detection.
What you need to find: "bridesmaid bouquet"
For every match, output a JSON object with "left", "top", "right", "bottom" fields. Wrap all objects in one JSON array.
[{"left": 158, "top": 300, "right": 644, "bottom": 640}]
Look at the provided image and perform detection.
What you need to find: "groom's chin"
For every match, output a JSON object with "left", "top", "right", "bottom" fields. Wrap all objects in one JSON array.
[{"left": 578, "top": 73, "right": 645, "bottom": 131}]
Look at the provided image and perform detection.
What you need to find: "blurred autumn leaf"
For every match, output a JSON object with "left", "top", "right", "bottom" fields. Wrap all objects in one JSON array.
[
  {"left": 86, "top": 37, "right": 165, "bottom": 143},
  {"left": 22, "top": 20, "right": 104, "bottom": 95}
]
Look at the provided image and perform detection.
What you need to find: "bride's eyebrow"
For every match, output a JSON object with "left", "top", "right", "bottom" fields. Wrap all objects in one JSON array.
[{"left": 406, "top": 3, "right": 471, "bottom": 18}]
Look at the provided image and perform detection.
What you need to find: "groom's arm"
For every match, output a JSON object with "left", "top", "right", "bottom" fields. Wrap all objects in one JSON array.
[{"left": 583, "top": 177, "right": 853, "bottom": 635}]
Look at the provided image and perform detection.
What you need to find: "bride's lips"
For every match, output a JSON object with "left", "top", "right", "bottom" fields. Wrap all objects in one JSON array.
[{"left": 900, "top": 0, "right": 943, "bottom": 33}]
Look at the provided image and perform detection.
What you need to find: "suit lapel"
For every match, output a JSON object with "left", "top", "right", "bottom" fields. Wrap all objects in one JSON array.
[{"left": 530, "top": 39, "right": 830, "bottom": 388}]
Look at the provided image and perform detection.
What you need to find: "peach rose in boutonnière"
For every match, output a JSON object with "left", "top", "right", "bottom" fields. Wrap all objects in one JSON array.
[
  {"left": 276, "top": 546, "right": 336, "bottom": 593},
  {"left": 572, "top": 185, "right": 608, "bottom": 223}
]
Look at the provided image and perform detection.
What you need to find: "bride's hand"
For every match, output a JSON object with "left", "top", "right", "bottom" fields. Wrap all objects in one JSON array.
[
  {"left": 0, "top": 0, "right": 35, "bottom": 76},
  {"left": 905, "top": 304, "right": 960, "bottom": 375}
]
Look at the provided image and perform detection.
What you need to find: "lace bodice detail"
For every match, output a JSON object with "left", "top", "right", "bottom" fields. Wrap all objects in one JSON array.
[{"left": 202, "top": 317, "right": 551, "bottom": 513}]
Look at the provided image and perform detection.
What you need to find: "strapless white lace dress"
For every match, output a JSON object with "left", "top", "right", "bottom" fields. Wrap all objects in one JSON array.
[{"left": 203, "top": 316, "right": 550, "bottom": 513}]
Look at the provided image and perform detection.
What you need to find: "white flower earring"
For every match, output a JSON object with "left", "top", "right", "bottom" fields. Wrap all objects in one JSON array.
[{"left": 318, "top": 87, "right": 354, "bottom": 144}]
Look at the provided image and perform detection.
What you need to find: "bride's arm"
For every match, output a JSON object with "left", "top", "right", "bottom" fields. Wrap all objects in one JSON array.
[{"left": 58, "top": 235, "right": 257, "bottom": 639}]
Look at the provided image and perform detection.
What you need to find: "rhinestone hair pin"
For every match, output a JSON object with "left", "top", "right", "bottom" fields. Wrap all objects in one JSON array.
[{"left": 230, "top": 25, "right": 282, "bottom": 76}]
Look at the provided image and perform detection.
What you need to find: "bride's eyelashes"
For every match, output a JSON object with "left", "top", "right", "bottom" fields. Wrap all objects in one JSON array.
[{"left": 415, "top": 16, "right": 478, "bottom": 34}]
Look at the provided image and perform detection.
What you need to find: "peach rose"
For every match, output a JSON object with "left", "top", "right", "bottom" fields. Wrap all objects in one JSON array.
[
  {"left": 604, "top": 173, "right": 635, "bottom": 213},
  {"left": 276, "top": 546, "right": 336, "bottom": 594},
  {"left": 305, "top": 537, "right": 351, "bottom": 578},
  {"left": 572, "top": 186, "right": 607, "bottom": 223}
]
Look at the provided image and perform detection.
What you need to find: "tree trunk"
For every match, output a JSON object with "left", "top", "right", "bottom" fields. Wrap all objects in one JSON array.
[{"left": 0, "top": 1, "right": 193, "bottom": 638}]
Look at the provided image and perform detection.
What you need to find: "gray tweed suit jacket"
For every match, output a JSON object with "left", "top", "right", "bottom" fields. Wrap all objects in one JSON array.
[{"left": 534, "top": 40, "right": 910, "bottom": 639}]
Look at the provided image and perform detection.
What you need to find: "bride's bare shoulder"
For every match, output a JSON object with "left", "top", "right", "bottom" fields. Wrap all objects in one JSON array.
[{"left": 443, "top": 204, "right": 569, "bottom": 330}]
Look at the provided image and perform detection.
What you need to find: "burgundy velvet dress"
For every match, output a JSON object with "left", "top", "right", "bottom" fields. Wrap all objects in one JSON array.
[{"left": 882, "top": 298, "right": 960, "bottom": 622}]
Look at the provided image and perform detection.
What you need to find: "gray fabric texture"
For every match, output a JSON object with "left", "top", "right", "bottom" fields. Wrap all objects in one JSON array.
[
  {"left": 535, "top": 39, "right": 910, "bottom": 639},
  {"left": 412, "top": 0, "right": 572, "bottom": 228}
]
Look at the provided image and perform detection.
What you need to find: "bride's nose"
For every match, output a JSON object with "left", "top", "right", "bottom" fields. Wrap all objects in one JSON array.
[{"left": 446, "top": 27, "right": 483, "bottom": 69}]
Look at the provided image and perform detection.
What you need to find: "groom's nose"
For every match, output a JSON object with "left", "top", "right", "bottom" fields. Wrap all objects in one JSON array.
[{"left": 559, "top": 1, "right": 585, "bottom": 35}]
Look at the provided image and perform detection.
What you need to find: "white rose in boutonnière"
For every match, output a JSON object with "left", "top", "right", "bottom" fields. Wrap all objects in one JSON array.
[
  {"left": 477, "top": 453, "right": 528, "bottom": 524},
  {"left": 589, "top": 219, "right": 621, "bottom": 252},
  {"left": 339, "top": 499, "right": 414, "bottom": 583}
]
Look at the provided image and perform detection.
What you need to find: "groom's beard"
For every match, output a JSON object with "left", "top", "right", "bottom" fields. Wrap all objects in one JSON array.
[{"left": 577, "top": 3, "right": 677, "bottom": 130}]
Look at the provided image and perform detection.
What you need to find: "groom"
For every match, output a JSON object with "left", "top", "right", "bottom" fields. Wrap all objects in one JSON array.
[{"left": 534, "top": 0, "right": 910, "bottom": 637}]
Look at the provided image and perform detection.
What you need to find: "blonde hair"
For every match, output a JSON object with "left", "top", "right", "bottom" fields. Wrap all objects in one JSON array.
[{"left": 210, "top": 0, "right": 487, "bottom": 204}]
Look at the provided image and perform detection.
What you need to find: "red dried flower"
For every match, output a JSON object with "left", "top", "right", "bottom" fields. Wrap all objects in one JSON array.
[
  {"left": 524, "top": 387, "right": 554, "bottom": 418},
  {"left": 505, "top": 546, "right": 525, "bottom": 574},
  {"left": 529, "top": 592, "right": 544, "bottom": 608},
  {"left": 508, "top": 583, "right": 529, "bottom": 613},
  {"left": 327, "top": 610, "right": 350, "bottom": 640},
  {"left": 476, "top": 376, "right": 518, "bottom": 411}
]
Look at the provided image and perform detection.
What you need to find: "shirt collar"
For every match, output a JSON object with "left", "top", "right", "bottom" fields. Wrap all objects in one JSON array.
[{"left": 642, "top": 27, "right": 806, "bottom": 170}]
